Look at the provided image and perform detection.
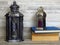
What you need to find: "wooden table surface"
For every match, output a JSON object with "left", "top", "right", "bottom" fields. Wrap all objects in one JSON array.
[{"left": 0, "top": 39, "right": 60, "bottom": 45}]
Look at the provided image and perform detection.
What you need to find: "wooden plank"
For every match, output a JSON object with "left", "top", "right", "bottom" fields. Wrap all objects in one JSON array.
[{"left": 32, "top": 33, "right": 59, "bottom": 41}]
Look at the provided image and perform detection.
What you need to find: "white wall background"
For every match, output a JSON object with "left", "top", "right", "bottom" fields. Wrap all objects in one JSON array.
[{"left": 0, "top": 0, "right": 60, "bottom": 27}]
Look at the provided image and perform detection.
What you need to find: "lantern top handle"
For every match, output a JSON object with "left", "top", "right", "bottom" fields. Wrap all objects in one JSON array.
[{"left": 10, "top": 1, "right": 19, "bottom": 9}]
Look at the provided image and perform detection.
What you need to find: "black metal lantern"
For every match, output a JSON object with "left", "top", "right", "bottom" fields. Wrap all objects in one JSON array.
[{"left": 5, "top": 1, "right": 24, "bottom": 42}]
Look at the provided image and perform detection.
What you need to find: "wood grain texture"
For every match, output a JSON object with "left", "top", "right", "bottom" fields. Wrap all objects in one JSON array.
[{"left": 32, "top": 33, "right": 59, "bottom": 41}]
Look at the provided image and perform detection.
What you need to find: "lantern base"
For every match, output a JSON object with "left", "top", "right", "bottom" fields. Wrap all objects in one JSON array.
[
  {"left": 9, "top": 40, "right": 20, "bottom": 42},
  {"left": 8, "top": 39, "right": 24, "bottom": 42}
]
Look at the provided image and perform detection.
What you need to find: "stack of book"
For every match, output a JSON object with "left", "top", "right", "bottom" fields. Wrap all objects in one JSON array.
[{"left": 31, "top": 27, "right": 60, "bottom": 41}]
